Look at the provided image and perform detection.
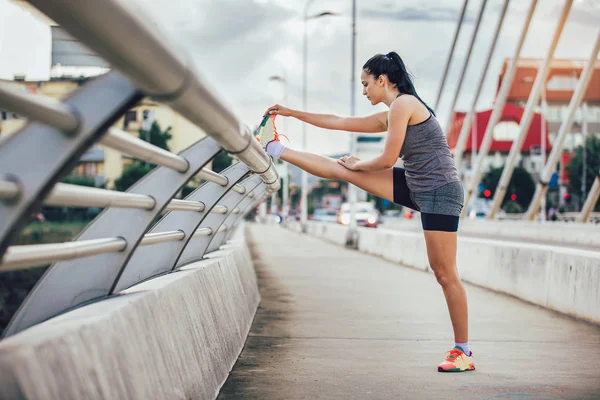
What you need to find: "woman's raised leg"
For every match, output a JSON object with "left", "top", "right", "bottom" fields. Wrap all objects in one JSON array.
[{"left": 280, "top": 147, "right": 395, "bottom": 202}]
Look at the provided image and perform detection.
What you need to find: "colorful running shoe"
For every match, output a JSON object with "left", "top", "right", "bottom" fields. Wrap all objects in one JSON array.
[
  {"left": 437, "top": 346, "right": 475, "bottom": 372},
  {"left": 254, "top": 113, "right": 289, "bottom": 148}
]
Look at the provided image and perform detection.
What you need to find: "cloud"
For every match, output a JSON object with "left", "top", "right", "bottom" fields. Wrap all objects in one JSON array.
[
  {"left": 361, "top": 6, "right": 471, "bottom": 22},
  {"left": 1, "top": 0, "right": 598, "bottom": 156}
]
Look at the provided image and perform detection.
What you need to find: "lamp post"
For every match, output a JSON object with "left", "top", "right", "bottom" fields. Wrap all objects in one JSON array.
[
  {"left": 346, "top": 0, "right": 358, "bottom": 248},
  {"left": 269, "top": 73, "right": 289, "bottom": 217},
  {"left": 302, "top": 0, "right": 338, "bottom": 231}
]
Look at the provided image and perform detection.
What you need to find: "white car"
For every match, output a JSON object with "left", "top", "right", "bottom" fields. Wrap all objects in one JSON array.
[{"left": 338, "top": 202, "right": 379, "bottom": 228}]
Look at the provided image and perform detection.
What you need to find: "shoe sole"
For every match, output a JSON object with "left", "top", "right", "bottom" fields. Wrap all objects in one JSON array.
[{"left": 438, "top": 365, "right": 476, "bottom": 372}]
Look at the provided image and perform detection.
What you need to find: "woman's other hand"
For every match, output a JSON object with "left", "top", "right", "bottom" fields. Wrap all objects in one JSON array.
[
  {"left": 337, "top": 155, "right": 363, "bottom": 171},
  {"left": 265, "top": 104, "right": 293, "bottom": 117}
]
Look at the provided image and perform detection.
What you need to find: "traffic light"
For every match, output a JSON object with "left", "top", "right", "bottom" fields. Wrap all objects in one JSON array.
[
  {"left": 510, "top": 193, "right": 517, "bottom": 201},
  {"left": 483, "top": 189, "right": 491, "bottom": 198}
]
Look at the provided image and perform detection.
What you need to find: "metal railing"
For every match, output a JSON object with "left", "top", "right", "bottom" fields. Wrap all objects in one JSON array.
[{"left": 0, "top": 0, "right": 278, "bottom": 338}]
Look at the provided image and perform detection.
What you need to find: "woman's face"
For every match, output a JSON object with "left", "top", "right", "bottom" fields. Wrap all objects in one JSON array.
[{"left": 361, "top": 70, "right": 384, "bottom": 106}]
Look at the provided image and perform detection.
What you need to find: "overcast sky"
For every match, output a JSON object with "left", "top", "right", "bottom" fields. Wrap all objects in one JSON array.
[{"left": 0, "top": 0, "right": 598, "bottom": 155}]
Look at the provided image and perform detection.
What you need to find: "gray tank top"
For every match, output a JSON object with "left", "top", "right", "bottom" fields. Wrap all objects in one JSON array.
[{"left": 388, "top": 96, "right": 460, "bottom": 192}]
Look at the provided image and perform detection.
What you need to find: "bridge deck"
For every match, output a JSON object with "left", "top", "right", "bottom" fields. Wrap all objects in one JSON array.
[{"left": 218, "top": 224, "right": 600, "bottom": 400}]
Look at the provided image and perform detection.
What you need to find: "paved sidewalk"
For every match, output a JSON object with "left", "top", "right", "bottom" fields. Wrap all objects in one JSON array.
[{"left": 218, "top": 225, "right": 600, "bottom": 400}]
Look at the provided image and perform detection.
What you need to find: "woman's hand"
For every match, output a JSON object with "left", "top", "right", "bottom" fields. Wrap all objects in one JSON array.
[
  {"left": 264, "top": 104, "right": 294, "bottom": 117},
  {"left": 337, "top": 155, "right": 363, "bottom": 171}
]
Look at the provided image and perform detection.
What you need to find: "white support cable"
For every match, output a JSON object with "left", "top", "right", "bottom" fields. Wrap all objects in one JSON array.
[
  {"left": 434, "top": 0, "right": 470, "bottom": 111},
  {"left": 462, "top": 0, "right": 539, "bottom": 217},
  {"left": 578, "top": 173, "right": 600, "bottom": 223},
  {"left": 453, "top": 0, "right": 511, "bottom": 172},
  {"left": 444, "top": 0, "right": 489, "bottom": 136},
  {"left": 524, "top": 33, "right": 600, "bottom": 220},
  {"left": 488, "top": 0, "right": 574, "bottom": 219}
]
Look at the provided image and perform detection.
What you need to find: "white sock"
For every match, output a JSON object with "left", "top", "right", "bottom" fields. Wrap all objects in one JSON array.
[
  {"left": 455, "top": 342, "right": 471, "bottom": 356},
  {"left": 265, "top": 141, "right": 285, "bottom": 159}
]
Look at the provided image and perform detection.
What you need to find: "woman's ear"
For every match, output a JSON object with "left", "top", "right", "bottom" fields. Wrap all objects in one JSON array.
[{"left": 378, "top": 75, "right": 386, "bottom": 87}]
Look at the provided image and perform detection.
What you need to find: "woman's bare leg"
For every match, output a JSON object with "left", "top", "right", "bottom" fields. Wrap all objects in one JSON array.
[
  {"left": 423, "top": 230, "right": 468, "bottom": 343},
  {"left": 280, "top": 147, "right": 395, "bottom": 202}
]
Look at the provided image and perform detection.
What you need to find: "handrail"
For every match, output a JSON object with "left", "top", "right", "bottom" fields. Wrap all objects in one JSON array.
[{"left": 30, "top": 0, "right": 280, "bottom": 191}]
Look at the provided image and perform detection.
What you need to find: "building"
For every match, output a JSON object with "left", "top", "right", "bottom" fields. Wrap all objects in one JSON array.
[
  {"left": 448, "top": 58, "right": 600, "bottom": 207},
  {"left": 0, "top": 78, "right": 206, "bottom": 189},
  {"left": 0, "top": 23, "right": 206, "bottom": 189},
  {"left": 447, "top": 103, "right": 548, "bottom": 182}
]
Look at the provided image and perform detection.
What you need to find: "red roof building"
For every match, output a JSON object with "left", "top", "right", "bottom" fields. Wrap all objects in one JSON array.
[
  {"left": 498, "top": 58, "right": 600, "bottom": 104},
  {"left": 447, "top": 102, "right": 551, "bottom": 154}
]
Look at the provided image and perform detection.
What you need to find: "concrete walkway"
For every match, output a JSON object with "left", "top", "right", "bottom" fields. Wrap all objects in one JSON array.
[{"left": 218, "top": 225, "right": 600, "bottom": 400}]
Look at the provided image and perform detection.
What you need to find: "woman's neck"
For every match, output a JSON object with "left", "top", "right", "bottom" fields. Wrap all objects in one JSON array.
[{"left": 383, "top": 89, "right": 402, "bottom": 107}]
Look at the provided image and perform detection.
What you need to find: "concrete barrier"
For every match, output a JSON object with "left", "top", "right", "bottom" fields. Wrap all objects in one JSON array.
[
  {"left": 0, "top": 228, "right": 260, "bottom": 400},
  {"left": 384, "top": 218, "right": 600, "bottom": 248},
  {"left": 299, "top": 222, "right": 600, "bottom": 325}
]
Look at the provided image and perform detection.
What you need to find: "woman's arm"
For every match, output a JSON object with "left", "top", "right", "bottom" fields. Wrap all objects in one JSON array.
[
  {"left": 339, "top": 98, "right": 411, "bottom": 171},
  {"left": 265, "top": 104, "right": 387, "bottom": 133}
]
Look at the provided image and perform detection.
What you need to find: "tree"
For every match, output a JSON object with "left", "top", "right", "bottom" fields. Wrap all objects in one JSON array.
[
  {"left": 481, "top": 166, "right": 535, "bottom": 211},
  {"left": 114, "top": 164, "right": 154, "bottom": 192},
  {"left": 114, "top": 121, "right": 171, "bottom": 191},
  {"left": 211, "top": 151, "right": 234, "bottom": 173},
  {"left": 62, "top": 175, "right": 97, "bottom": 187},
  {"left": 567, "top": 135, "right": 600, "bottom": 211},
  {"left": 138, "top": 121, "right": 172, "bottom": 151}
]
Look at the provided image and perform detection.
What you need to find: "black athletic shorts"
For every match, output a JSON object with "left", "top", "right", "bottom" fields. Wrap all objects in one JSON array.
[{"left": 392, "top": 167, "right": 464, "bottom": 232}]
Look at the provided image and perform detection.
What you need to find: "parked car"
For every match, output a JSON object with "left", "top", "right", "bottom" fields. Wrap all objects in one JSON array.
[{"left": 338, "top": 202, "right": 379, "bottom": 228}]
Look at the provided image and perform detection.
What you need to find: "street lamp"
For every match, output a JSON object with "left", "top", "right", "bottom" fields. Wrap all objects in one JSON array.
[
  {"left": 301, "top": 0, "right": 339, "bottom": 231},
  {"left": 268, "top": 73, "right": 290, "bottom": 217}
]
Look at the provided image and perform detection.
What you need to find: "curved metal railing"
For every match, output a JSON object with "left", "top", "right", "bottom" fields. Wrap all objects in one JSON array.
[{"left": 0, "top": 0, "right": 278, "bottom": 338}]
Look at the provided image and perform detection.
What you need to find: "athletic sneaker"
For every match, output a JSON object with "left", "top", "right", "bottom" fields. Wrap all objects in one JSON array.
[
  {"left": 255, "top": 114, "right": 288, "bottom": 148},
  {"left": 437, "top": 346, "right": 475, "bottom": 372}
]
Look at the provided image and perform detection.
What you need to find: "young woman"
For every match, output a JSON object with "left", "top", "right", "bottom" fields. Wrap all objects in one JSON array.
[{"left": 261, "top": 51, "right": 474, "bottom": 373}]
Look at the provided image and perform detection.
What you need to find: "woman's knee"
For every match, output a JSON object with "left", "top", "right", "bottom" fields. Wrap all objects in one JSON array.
[{"left": 431, "top": 263, "right": 459, "bottom": 288}]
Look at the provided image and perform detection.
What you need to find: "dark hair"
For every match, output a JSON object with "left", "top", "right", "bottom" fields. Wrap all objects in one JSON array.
[{"left": 362, "top": 51, "right": 435, "bottom": 116}]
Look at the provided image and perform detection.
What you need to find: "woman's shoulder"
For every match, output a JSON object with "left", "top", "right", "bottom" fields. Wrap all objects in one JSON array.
[{"left": 389, "top": 94, "right": 419, "bottom": 116}]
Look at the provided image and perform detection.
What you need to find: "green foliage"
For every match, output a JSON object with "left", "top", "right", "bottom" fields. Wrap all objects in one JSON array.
[
  {"left": 114, "top": 163, "right": 154, "bottom": 192},
  {"left": 502, "top": 200, "right": 523, "bottom": 214},
  {"left": 182, "top": 185, "right": 197, "bottom": 198},
  {"left": 212, "top": 151, "right": 234, "bottom": 173},
  {"left": 0, "top": 265, "right": 48, "bottom": 334},
  {"left": 567, "top": 135, "right": 600, "bottom": 211},
  {"left": 481, "top": 166, "right": 535, "bottom": 210},
  {"left": 40, "top": 175, "right": 103, "bottom": 222},
  {"left": 138, "top": 121, "right": 172, "bottom": 151},
  {"left": 14, "top": 221, "right": 88, "bottom": 245},
  {"left": 115, "top": 121, "right": 173, "bottom": 191},
  {"left": 62, "top": 175, "right": 97, "bottom": 187}
]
